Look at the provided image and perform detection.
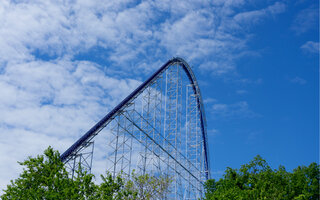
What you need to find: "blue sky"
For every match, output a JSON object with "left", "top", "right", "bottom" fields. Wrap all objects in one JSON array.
[{"left": 0, "top": 0, "right": 318, "bottom": 191}]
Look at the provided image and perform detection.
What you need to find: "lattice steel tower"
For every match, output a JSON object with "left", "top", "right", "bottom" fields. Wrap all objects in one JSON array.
[{"left": 60, "top": 57, "right": 210, "bottom": 199}]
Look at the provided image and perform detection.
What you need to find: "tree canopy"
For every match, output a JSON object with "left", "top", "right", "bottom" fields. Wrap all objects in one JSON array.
[
  {"left": 204, "top": 155, "right": 319, "bottom": 200},
  {"left": 2, "top": 148, "right": 318, "bottom": 199},
  {"left": 1, "top": 147, "right": 171, "bottom": 200}
]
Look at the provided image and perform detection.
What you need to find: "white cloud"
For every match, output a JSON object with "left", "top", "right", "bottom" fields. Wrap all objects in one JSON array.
[
  {"left": 234, "top": 2, "right": 286, "bottom": 26},
  {"left": 301, "top": 41, "right": 319, "bottom": 54},
  {"left": 236, "top": 90, "right": 248, "bottom": 94},
  {"left": 207, "top": 129, "right": 219, "bottom": 137},
  {"left": 0, "top": 59, "right": 140, "bottom": 192},
  {"left": 0, "top": 127, "right": 74, "bottom": 190},
  {"left": 0, "top": 0, "right": 286, "bottom": 74},
  {"left": 211, "top": 101, "right": 259, "bottom": 119},
  {"left": 199, "top": 61, "right": 236, "bottom": 75},
  {"left": 246, "top": 130, "right": 263, "bottom": 144},
  {"left": 291, "top": 5, "right": 318, "bottom": 35},
  {"left": 291, "top": 76, "right": 307, "bottom": 85},
  {"left": 212, "top": 103, "right": 228, "bottom": 111},
  {"left": 203, "top": 98, "right": 218, "bottom": 104}
]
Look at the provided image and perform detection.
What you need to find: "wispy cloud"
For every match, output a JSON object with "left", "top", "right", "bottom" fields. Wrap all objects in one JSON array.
[
  {"left": 291, "top": 5, "right": 318, "bottom": 35},
  {"left": 204, "top": 98, "right": 218, "bottom": 104},
  {"left": 246, "top": 130, "right": 263, "bottom": 144},
  {"left": 0, "top": 59, "right": 140, "bottom": 191},
  {"left": 207, "top": 128, "right": 220, "bottom": 137},
  {"left": 290, "top": 76, "right": 307, "bottom": 85},
  {"left": 236, "top": 90, "right": 248, "bottom": 94},
  {"left": 211, "top": 101, "right": 260, "bottom": 119},
  {"left": 0, "top": 0, "right": 287, "bottom": 74},
  {"left": 301, "top": 41, "right": 319, "bottom": 54},
  {"left": 233, "top": 2, "right": 286, "bottom": 27}
]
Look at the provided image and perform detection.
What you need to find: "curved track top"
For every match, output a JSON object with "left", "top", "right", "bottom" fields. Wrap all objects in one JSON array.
[{"left": 60, "top": 57, "right": 210, "bottom": 179}]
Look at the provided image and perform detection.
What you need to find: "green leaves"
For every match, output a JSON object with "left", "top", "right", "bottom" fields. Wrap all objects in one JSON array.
[
  {"left": 1, "top": 147, "right": 172, "bottom": 200},
  {"left": 129, "top": 171, "right": 172, "bottom": 200},
  {"left": 204, "top": 155, "right": 320, "bottom": 200},
  {"left": 95, "top": 171, "right": 171, "bottom": 200},
  {"left": 2, "top": 146, "right": 75, "bottom": 200},
  {"left": 3, "top": 149, "right": 318, "bottom": 200}
]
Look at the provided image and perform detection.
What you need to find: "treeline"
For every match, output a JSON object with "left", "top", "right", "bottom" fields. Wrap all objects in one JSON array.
[
  {"left": 1, "top": 147, "right": 171, "bottom": 200},
  {"left": 205, "top": 155, "right": 319, "bottom": 200},
  {"left": 1, "top": 147, "right": 319, "bottom": 199}
]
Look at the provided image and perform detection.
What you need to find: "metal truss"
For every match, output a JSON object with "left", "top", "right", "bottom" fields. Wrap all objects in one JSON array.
[
  {"left": 60, "top": 58, "right": 210, "bottom": 199},
  {"left": 65, "top": 141, "right": 94, "bottom": 179}
]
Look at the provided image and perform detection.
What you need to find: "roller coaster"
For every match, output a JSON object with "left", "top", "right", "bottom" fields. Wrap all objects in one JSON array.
[{"left": 60, "top": 57, "right": 210, "bottom": 199}]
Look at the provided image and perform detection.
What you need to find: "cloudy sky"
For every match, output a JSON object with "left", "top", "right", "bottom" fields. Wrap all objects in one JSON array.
[{"left": 0, "top": 0, "right": 318, "bottom": 192}]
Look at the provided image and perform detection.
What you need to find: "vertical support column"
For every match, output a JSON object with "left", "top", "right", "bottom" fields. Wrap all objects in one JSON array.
[
  {"left": 137, "top": 75, "right": 163, "bottom": 177},
  {"left": 152, "top": 75, "right": 163, "bottom": 176},
  {"left": 138, "top": 87, "right": 149, "bottom": 175},
  {"left": 108, "top": 114, "right": 120, "bottom": 177},
  {"left": 164, "top": 64, "right": 183, "bottom": 199},
  {"left": 186, "top": 83, "right": 203, "bottom": 199},
  {"left": 107, "top": 104, "right": 134, "bottom": 178}
]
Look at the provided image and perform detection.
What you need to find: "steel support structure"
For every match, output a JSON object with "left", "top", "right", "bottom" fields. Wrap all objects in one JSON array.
[
  {"left": 164, "top": 65, "right": 183, "bottom": 199},
  {"left": 60, "top": 58, "right": 210, "bottom": 199},
  {"left": 65, "top": 141, "right": 94, "bottom": 179},
  {"left": 185, "top": 84, "right": 205, "bottom": 199}
]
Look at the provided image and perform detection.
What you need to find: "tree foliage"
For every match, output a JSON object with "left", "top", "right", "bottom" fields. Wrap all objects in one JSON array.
[
  {"left": 1, "top": 147, "right": 171, "bottom": 200},
  {"left": 204, "top": 155, "right": 319, "bottom": 200}
]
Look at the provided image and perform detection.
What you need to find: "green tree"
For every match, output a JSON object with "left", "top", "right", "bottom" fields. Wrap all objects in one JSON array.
[
  {"left": 128, "top": 171, "right": 171, "bottom": 199},
  {"left": 1, "top": 147, "right": 171, "bottom": 200},
  {"left": 204, "top": 155, "right": 320, "bottom": 200},
  {"left": 290, "top": 162, "right": 320, "bottom": 199},
  {"left": 1, "top": 147, "right": 96, "bottom": 200},
  {"left": 94, "top": 171, "right": 171, "bottom": 200}
]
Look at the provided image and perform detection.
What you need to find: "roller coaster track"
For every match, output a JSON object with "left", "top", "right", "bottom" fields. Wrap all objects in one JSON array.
[{"left": 60, "top": 57, "right": 210, "bottom": 199}]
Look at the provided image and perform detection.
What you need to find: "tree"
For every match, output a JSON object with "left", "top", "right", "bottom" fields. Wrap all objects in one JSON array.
[
  {"left": 96, "top": 171, "right": 171, "bottom": 200},
  {"left": 1, "top": 147, "right": 171, "bottom": 200},
  {"left": 290, "top": 162, "right": 319, "bottom": 199},
  {"left": 204, "top": 155, "right": 320, "bottom": 200},
  {"left": 1, "top": 147, "right": 97, "bottom": 200},
  {"left": 127, "top": 171, "right": 172, "bottom": 199}
]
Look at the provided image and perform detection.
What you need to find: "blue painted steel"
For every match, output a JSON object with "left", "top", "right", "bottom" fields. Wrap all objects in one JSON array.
[{"left": 60, "top": 57, "right": 210, "bottom": 179}]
